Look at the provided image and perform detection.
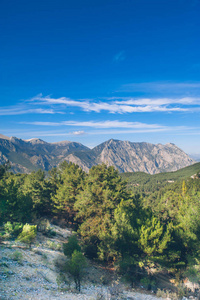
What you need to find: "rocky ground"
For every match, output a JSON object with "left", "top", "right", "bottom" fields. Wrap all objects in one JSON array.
[{"left": 0, "top": 224, "right": 197, "bottom": 300}]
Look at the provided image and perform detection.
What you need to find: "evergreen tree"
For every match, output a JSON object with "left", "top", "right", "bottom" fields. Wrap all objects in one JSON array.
[
  {"left": 63, "top": 234, "right": 81, "bottom": 257},
  {"left": 111, "top": 198, "right": 141, "bottom": 259},
  {"left": 23, "top": 170, "right": 53, "bottom": 218},
  {"left": 65, "top": 250, "right": 87, "bottom": 292},
  {"left": 52, "top": 162, "right": 85, "bottom": 224},
  {"left": 0, "top": 173, "right": 32, "bottom": 223},
  {"left": 75, "top": 164, "right": 130, "bottom": 260},
  {"left": 139, "top": 216, "right": 172, "bottom": 258}
]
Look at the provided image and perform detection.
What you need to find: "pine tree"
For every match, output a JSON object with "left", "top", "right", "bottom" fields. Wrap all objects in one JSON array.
[
  {"left": 75, "top": 164, "right": 130, "bottom": 260},
  {"left": 65, "top": 250, "right": 87, "bottom": 291},
  {"left": 52, "top": 162, "right": 85, "bottom": 224}
]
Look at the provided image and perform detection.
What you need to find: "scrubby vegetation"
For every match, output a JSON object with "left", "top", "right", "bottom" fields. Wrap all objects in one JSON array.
[
  {"left": 17, "top": 224, "right": 37, "bottom": 248},
  {"left": 1, "top": 160, "right": 200, "bottom": 295}
]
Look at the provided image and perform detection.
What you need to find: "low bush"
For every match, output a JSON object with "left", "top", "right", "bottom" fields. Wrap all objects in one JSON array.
[
  {"left": 140, "top": 277, "right": 156, "bottom": 291},
  {"left": 44, "top": 227, "right": 56, "bottom": 237},
  {"left": 11, "top": 250, "right": 23, "bottom": 262},
  {"left": 47, "top": 240, "right": 62, "bottom": 251},
  {"left": 17, "top": 224, "right": 37, "bottom": 248},
  {"left": 4, "top": 221, "right": 23, "bottom": 239}
]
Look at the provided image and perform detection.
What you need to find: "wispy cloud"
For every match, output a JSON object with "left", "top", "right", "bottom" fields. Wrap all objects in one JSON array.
[
  {"left": 2, "top": 89, "right": 200, "bottom": 117},
  {"left": 114, "top": 97, "right": 200, "bottom": 106},
  {"left": 63, "top": 120, "right": 167, "bottom": 129},
  {"left": 120, "top": 81, "right": 200, "bottom": 96},
  {"left": 21, "top": 120, "right": 165, "bottom": 129},
  {"left": 113, "top": 51, "right": 126, "bottom": 62},
  {"left": 31, "top": 95, "right": 195, "bottom": 114},
  {"left": 0, "top": 103, "right": 64, "bottom": 116},
  {"left": 21, "top": 120, "right": 193, "bottom": 133}
]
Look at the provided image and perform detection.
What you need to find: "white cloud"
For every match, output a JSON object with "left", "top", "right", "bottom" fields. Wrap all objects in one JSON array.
[
  {"left": 2, "top": 91, "right": 200, "bottom": 117},
  {"left": 22, "top": 121, "right": 61, "bottom": 126},
  {"left": 21, "top": 120, "right": 193, "bottom": 133},
  {"left": 22, "top": 120, "right": 164, "bottom": 129},
  {"left": 114, "top": 97, "right": 200, "bottom": 106},
  {"left": 0, "top": 105, "right": 63, "bottom": 116},
  {"left": 120, "top": 81, "right": 200, "bottom": 95},
  {"left": 31, "top": 95, "right": 193, "bottom": 114},
  {"left": 72, "top": 131, "right": 85, "bottom": 135},
  {"left": 62, "top": 120, "right": 166, "bottom": 129}
]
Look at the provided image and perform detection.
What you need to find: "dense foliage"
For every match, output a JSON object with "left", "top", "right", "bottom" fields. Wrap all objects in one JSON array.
[{"left": 1, "top": 161, "right": 200, "bottom": 281}]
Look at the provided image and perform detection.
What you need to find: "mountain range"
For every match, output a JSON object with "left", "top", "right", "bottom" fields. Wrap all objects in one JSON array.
[{"left": 0, "top": 134, "right": 195, "bottom": 174}]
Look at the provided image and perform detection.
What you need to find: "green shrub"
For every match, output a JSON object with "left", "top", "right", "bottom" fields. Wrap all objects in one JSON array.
[
  {"left": 63, "top": 235, "right": 81, "bottom": 257},
  {"left": 45, "top": 227, "right": 56, "bottom": 237},
  {"left": 17, "top": 224, "right": 37, "bottom": 248},
  {"left": 12, "top": 250, "right": 23, "bottom": 262},
  {"left": 47, "top": 240, "right": 62, "bottom": 251},
  {"left": 140, "top": 277, "right": 156, "bottom": 290},
  {"left": 4, "top": 221, "right": 23, "bottom": 238},
  {"left": 156, "top": 289, "right": 178, "bottom": 299}
]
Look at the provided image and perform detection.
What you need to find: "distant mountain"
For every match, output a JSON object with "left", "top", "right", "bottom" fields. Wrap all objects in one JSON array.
[
  {"left": 91, "top": 139, "right": 195, "bottom": 174},
  {"left": 0, "top": 136, "right": 89, "bottom": 173},
  {"left": 0, "top": 135, "right": 195, "bottom": 174}
]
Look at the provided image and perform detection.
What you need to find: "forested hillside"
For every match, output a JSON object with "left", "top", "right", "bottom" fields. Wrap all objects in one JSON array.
[
  {"left": 121, "top": 162, "right": 200, "bottom": 195},
  {"left": 1, "top": 161, "right": 200, "bottom": 294}
]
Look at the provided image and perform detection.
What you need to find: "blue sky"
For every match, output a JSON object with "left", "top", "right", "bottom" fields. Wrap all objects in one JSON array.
[{"left": 1, "top": 0, "right": 200, "bottom": 155}]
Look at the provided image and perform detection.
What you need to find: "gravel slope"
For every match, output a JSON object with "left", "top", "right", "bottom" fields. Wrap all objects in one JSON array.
[{"left": 0, "top": 225, "right": 167, "bottom": 300}]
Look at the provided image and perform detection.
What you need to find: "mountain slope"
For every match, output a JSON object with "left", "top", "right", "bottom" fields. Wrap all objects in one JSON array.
[
  {"left": 92, "top": 139, "right": 195, "bottom": 174},
  {"left": 0, "top": 136, "right": 89, "bottom": 173},
  {"left": 0, "top": 135, "right": 195, "bottom": 174}
]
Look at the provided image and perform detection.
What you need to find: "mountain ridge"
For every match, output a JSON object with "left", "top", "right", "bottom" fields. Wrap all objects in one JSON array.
[{"left": 0, "top": 135, "right": 195, "bottom": 174}]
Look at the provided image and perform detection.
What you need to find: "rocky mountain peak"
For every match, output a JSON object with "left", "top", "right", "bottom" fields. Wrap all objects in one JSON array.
[
  {"left": 0, "top": 134, "right": 10, "bottom": 140},
  {"left": 0, "top": 135, "right": 195, "bottom": 174},
  {"left": 26, "top": 138, "right": 47, "bottom": 145}
]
